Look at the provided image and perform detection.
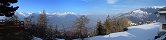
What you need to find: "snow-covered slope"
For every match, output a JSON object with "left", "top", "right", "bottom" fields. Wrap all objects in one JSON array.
[
  {"left": 87, "top": 22, "right": 161, "bottom": 40},
  {"left": 32, "top": 37, "right": 42, "bottom": 40},
  {"left": 119, "top": 6, "right": 165, "bottom": 23}
]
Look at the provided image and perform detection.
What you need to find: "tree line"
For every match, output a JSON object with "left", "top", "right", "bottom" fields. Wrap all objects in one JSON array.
[
  {"left": 21, "top": 10, "right": 131, "bottom": 40},
  {"left": 0, "top": 0, "right": 151, "bottom": 40}
]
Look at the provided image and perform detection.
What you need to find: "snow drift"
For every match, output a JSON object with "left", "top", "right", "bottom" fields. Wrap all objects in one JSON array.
[{"left": 87, "top": 22, "right": 161, "bottom": 40}]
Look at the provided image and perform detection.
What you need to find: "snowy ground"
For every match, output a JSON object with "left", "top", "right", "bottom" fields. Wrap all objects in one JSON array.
[
  {"left": 32, "top": 37, "right": 43, "bottom": 40},
  {"left": 87, "top": 22, "right": 161, "bottom": 40},
  {"left": 32, "top": 22, "right": 161, "bottom": 40}
]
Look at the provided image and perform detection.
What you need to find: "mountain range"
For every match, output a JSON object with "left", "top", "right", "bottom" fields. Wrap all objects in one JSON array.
[
  {"left": 118, "top": 6, "right": 165, "bottom": 23},
  {"left": 9, "top": 6, "right": 166, "bottom": 28}
]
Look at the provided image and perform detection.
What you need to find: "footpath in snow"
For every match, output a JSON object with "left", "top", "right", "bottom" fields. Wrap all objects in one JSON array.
[{"left": 87, "top": 22, "right": 161, "bottom": 40}]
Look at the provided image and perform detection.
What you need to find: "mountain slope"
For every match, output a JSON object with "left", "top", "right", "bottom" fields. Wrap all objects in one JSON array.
[
  {"left": 87, "top": 23, "right": 160, "bottom": 40},
  {"left": 118, "top": 6, "right": 165, "bottom": 23},
  {"left": 14, "top": 6, "right": 166, "bottom": 28}
]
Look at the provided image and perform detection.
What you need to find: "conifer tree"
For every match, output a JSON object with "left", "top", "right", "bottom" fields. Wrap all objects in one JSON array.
[
  {"left": 0, "top": 0, "right": 19, "bottom": 17},
  {"left": 96, "top": 20, "right": 106, "bottom": 35}
]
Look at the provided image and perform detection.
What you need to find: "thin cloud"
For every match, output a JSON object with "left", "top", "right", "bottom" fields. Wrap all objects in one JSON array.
[
  {"left": 106, "top": 0, "right": 118, "bottom": 4},
  {"left": 81, "top": 0, "right": 118, "bottom": 4}
]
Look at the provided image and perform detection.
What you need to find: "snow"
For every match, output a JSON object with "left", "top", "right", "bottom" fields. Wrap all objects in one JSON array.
[
  {"left": 87, "top": 22, "right": 161, "bottom": 40},
  {"left": 31, "top": 23, "right": 161, "bottom": 40},
  {"left": 18, "top": 12, "right": 33, "bottom": 17},
  {"left": 133, "top": 9, "right": 147, "bottom": 13},
  {"left": 32, "top": 37, "right": 43, "bottom": 40},
  {"left": 52, "top": 12, "right": 77, "bottom": 16}
]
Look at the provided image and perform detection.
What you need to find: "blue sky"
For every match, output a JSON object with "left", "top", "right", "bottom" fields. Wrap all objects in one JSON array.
[{"left": 15, "top": 0, "right": 166, "bottom": 15}]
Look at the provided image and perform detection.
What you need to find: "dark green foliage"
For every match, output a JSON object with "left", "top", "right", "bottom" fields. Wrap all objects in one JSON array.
[
  {"left": 154, "top": 12, "right": 158, "bottom": 14},
  {"left": 96, "top": 21, "right": 106, "bottom": 35},
  {"left": 0, "top": 0, "right": 19, "bottom": 17},
  {"left": 123, "top": 27, "right": 128, "bottom": 31}
]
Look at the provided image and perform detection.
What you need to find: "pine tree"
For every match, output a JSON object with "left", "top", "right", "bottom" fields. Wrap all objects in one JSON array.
[
  {"left": 0, "top": 0, "right": 19, "bottom": 17},
  {"left": 96, "top": 20, "right": 106, "bottom": 35}
]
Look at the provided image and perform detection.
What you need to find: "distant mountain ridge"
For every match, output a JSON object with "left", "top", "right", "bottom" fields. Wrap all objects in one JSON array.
[
  {"left": 15, "top": 12, "right": 80, "bottom": 28},
  {"left": 118, "top": 6, "right": 165, "bottom": 23},
  {"left": 13, "top": 6, "right": 166, "bottom": 28}
]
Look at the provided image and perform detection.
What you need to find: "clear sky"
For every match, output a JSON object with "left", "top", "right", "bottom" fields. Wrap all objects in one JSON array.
[{"left": 15, "top": 0, "right": 166, "bottom": 15}]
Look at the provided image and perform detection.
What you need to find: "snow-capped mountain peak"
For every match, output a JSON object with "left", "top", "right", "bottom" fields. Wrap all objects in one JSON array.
[
  {"left": 133, "top": 9, "right": 147, "bottom": 13},
  {"left": 14, "top": 6, "right": 166, "bottom": 27},
  {"left": 118, "top": 6, "right": 166, "bottom": 23},
  {"left": 50, "top": 12, "right": 77, "bottom": 17},
  {"left": 17, "top": 12, "right": 33, "bottom": 17}
]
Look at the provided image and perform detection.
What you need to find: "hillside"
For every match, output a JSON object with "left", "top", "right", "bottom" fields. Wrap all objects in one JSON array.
[
  {"left": 10, "top": 6, "right": 165, "bottom": 28},
  {"left": 119, "top": 6, "right": 165, "bottom": 23},
  {"left": 86, "top": 22, "right": 160, "bottom": 40}
]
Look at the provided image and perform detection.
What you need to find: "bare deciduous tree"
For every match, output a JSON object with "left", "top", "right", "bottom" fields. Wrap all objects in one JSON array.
[
  {"left": 104, "top": 15, "right": 112, "bottom": 34},
  {"left": 110, "top": 17, "right": 131, "bottom": 32},
  {"left": 73, "top": 15, "right": 89, "bottom": 40}
]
